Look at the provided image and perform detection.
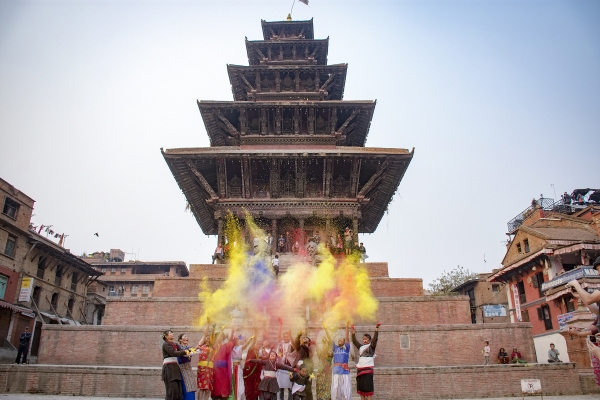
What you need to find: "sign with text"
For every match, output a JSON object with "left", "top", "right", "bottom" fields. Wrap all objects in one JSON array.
[
  {"left": 483, "top": 304, "right": 507, "bottom": 317},
  {"left": 512, "top": 283, "right": 522, "bottom": 322},
  {"left": 521, "top": 379, "right": 542, "bottom": 394},
  {"left": 557, "top": 311, "right": 576, "bottom": 330},
  {"left": 18, "top": 277, "right": 34, "bottom": 302}
]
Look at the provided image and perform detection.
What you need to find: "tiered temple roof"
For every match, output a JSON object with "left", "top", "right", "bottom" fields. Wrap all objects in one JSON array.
[{"left": 163, "top": 18, "right": 413, "bottom": 240}]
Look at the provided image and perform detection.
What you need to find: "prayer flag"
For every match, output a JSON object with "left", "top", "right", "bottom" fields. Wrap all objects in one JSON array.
[{"left": 299, "top": 0, "right": 308, "bottom": 4}]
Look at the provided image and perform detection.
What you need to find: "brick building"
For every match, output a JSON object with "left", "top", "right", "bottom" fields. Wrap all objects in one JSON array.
[
  {"left": 82, "top": 254, "right": 188, "bottom": 299},
  {"left": 489, "top": 195, "right": 600, "bottom": 363},
  {"left": 0, "top": 177, "right": 101, "bottom": 357},
  {"left": 452, "top": 272, "right": 509, "bottom": 324}
]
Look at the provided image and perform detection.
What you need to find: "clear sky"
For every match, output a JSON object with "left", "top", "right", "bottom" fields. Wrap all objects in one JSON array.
[{"left": 1, "top": 0, "right": 599, "bottom": 288}]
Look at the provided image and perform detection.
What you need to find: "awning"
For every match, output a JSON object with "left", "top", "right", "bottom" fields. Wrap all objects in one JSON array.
[
  {"left": 546, "top": 281, "right": 600, "bottom": 301},
  {"left": 0, "top": 301, "right": 35, "bottom": 318},
  {"left": 38, "top": 311, "right": 81, "bottom": 325}
]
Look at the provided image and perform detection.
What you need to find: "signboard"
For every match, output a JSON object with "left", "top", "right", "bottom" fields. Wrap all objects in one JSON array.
[
  {"left": 18, "top": 277, "right": 34, "bottom": 302},
  {"left": 483, "top": 304, "right": 507, "bottom": 317},
  {"left": 541, "top": 267, "right": 599, "bottom": 292},
  {"left": 521, "top": 379, "right": 542, "bottom": 395},
  {"left": 557, "top": 311, "right": 576, "bottom": 330},
  {"left": 512, "top": 283, "right": 522, "bottom": 322}
]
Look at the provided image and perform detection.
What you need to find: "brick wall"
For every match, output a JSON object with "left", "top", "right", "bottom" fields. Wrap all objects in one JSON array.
[
  {"left": 369, "top": 278, "right": 423, "bottom": 297},
  {"left": 373, "top": 363, "right": 581, "bottom": 399},
  {"left": 38, "top": 323, "right": 534, "bottom": 368},
  {"left": 103, "top": 298, "right": 202, "bottom": 326},
  {"left": 0, "top": 363, "right": 582, "bottom": 398},
  {"left": 353, "top": 323, "right": 535, "bottom": 367},
  {"left": 374, "top": 296, "right": 471, "bottom": 325},
  {"left": 0, "top": 365, "right": 164, "bottom": 397},
  {"left": 152, "top": 277, "right": 224, "bottom": 297},
  {"left": 103, "top": 295, "right": 468, "bottom": 327}
]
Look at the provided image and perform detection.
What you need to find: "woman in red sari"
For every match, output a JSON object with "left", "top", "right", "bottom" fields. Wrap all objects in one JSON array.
[
  {"left": 211, "top": 326, "right": 238, "bottom": 400},
  {"left": 244, "top": 339, "right": 270, "bottom": 400}
]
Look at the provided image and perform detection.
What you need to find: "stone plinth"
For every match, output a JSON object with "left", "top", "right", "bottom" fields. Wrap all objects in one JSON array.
[{"left": 0, "top": 363, "right": 582, "bottom": 399}]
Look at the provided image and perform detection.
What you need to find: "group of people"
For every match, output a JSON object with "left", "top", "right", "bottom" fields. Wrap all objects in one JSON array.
[
  {"left": 161, "top": 320, "right": 382, "bottom": 400},
  {"left": 487, "top": 343, "right": 530, "bottom": 365}
]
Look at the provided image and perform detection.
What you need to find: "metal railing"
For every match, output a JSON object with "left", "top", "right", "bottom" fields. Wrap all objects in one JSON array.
[{"left": 507, "top": 197, "right": 554, "bottom": 233}]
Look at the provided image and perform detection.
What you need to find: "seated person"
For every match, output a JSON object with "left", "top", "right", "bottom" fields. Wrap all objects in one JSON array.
[
  {"left": 511, "top": 347, "right": 527, "bottom": 364},
  {"left": 548, "top": 343, "right": 562, "bottom": 363},
  {"left": 497, "top": 348, "right": 509, "bottom": 364}
]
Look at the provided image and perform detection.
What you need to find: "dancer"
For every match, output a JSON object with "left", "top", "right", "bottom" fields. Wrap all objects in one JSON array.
[
  {"left": 277, "top": 319, "right": 297, "bottom": 400},
  {"left": 289, "top": 366, "right": 312, "bottom": 400},
  {"left": 161, "top": 330, "right": 190, "bottom": 400},
  {"left": 292, "top": 331, "right": 314, "bottom": 400},
  {"left": 211, "top": 326, "right": 238, "bottom": 400},
  {"left": 244, "top": 339, "right": 268, "bottom": 400},
  {"left": 176, "top": 333, "right": 199, "bottom": 400},
  {"left": 351, "top": 323, "right": 380, "bottom": 400},
  {"left": 232, "top": 333, "right": 256, "bottom": 400},
  {"left": 197, "top": 322, "right": 215, "bottom": 400},
  {"left": 315, "top": 330, "right": 332, "bottom": 400},
  {"left": 325, "top": 324, "right": 351, "bottom": 400},
  {"left": 247, "top": 350, "right": 297, "bottom": 400}
]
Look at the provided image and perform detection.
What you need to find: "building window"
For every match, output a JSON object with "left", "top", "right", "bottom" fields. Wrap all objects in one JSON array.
[
  {"left": 517, "top": 280, "right": 526, "bottom": 304},
  {"left": 32, "top": 286, "right": 41, "bottom": 305},
  {"left": 0, "top": 275, "right": 7, "bottom": 299},
  {"left": 3, "top": 235, "right": 16, "bottom": 258},
  {"left": 2, "top": 197, "right": 20, "bottom": 219},
  {"left": 517, "top": 243, "right": 522, "bottom": 254},
  {"left": 521, "top": 309, "right": 530, "bottom": 323},
  {"left": 54, "top": 266, "right": 63, "bottom": 286},
  {"left": 131, "top": 285, "right": 138, "bottom": 296},
  {"left": 532, "top": 272, "right": 544, "bottom": 298},
  {"left": 142, "top": 285, "right": 150, "bottom": 297},
  {"left": 50, "top": 292, "right": 59, "bottom": 310},
  {"left": 67, "top": 297, "right": 74, "bottom": 313},
  {"left": 111, "top": 266, "right": 116, "bottom": 274},
  {"left": 492, "top": 284, "right": 499, "bottom": 292},
  {"left": 70, "top": 273, "right": 78, "bottom": 291},
  {"left": 118, "top": 285, "right": 125, "bottom": 296},
  {"left": 37, "top": 258, "right": 46, "bottom": 279},
  {"left": 524, "top": 239, "right": 530, "bottom": 253},
  {"left": 108, "top": 285, "right": 116, "bottom": 296},
  {"left": 101, "top": 267, "right": 106, "bottom": 273},
  {"left": 121, "top": 267, "right": 127, "bottom": 273},
  {"left": 537, "top": 304, "right": 553, "bottom": 330}
]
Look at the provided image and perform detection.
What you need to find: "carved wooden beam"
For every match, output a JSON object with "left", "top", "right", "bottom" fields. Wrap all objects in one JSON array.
[
  {"left": 47, "top": 258, "right": 59, "bottom": 272},
  {"left": 214, "top": 110, "right": 240, "bottom": 138},
  {"left": 255, "top": 47, "right": 267, "bottom": 63},
  {"left": 357, "top": 160, "right": 389, "bottom": 198},
  {"left": 320, "top": 73, "right": 335, "bottom": 91},
  {"left": 185, "top": 159, "right": 219, "bottom": 200},
  {"left": 239, "top": 73, "right": 255, "bottom": 92},
  {"left": 335, "top": 109, "right": 360, "bottom": 137}
]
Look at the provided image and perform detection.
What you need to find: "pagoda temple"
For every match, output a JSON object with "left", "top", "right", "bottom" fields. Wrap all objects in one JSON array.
[{"left": 162, "top": 18, "right": 414, "bottom": 245}]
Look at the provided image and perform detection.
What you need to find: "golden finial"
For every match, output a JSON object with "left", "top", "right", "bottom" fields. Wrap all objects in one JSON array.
[{"left": 286, "top": 13, "right": 292, "bottom": 21}]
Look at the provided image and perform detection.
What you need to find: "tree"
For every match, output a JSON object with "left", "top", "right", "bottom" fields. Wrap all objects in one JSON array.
[{"left": 428, "top": 265, "right": 478, "bottom": 296}]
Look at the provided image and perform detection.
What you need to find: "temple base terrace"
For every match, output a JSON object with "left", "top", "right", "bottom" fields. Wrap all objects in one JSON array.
[{"left": 0, "top": 363, "right": 589, "bottom": 399}]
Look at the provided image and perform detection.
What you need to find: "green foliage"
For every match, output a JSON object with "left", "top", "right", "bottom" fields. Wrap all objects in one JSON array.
[{"left": 428, "top": 265, "right": 478, "bottom": 296}]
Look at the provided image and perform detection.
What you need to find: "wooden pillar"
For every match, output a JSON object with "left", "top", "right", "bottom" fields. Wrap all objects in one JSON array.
[
  {"left": 353, "top": 217, "right": 359, "bottom": 244},
  {"left": 326, "top": 218, "right": 331, "bottom": 239},
  {"left": 217, "top": 158, "right": 227, "bottom": 199},
  {"left": 242, "top": 157, "right": 251, "bottom": 199},
  {"left": 299, "top": 218, "right": 305, "bottom": 245},
  {"left": 271, "top": 218, "right": 278, "bottom": 254},
  {"left": 217, "top": 218, "right": 224, "bottom": 245}
]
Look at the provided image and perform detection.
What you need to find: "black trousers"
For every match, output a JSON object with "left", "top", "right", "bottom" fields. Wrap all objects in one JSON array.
[{"left": 15, "top": 344, "right": 29, "bottom": 364}]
